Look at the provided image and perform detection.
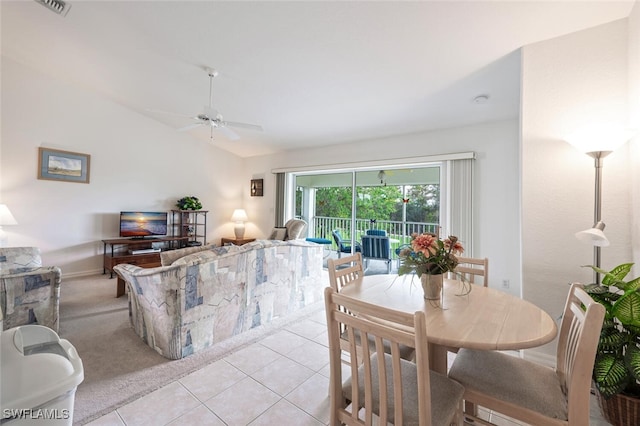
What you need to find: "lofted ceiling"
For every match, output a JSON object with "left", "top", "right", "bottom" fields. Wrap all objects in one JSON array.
[{"left": 1, "top": 1, "right": 634, "bottom": 158}]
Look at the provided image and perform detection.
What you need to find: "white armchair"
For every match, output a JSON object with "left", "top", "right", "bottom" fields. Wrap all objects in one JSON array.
[
  {"left": 0, "top": 247, "right": 61, "bottom": 332},
  {"left": 269, "top": 219, "right": 308, "bottom": 240}
]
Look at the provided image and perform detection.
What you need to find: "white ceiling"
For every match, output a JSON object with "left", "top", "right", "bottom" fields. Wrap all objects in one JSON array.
[{"left": 1, "top": 1, "right": 635, "bottom": 157}]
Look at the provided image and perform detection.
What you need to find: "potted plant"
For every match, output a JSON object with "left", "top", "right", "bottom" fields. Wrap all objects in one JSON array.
[
  {"left": 584, "top": 263, "right": 640, "bottom": 425},
  {"left": 176, "top": 196, "right": 202, "bottom": 211}
]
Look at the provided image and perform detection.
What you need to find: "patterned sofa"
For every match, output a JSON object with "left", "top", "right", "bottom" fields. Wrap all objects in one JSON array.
[
  {"left": 0, "top": 247, "right": 61, "bottom": 332},
  {"left": 114, "top": 239, "right": 324, "bottom": 359}
]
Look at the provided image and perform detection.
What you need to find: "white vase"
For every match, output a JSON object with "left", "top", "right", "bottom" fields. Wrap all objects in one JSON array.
[{"left": 421, "top": 273, "right": 443, "bottom": 300}]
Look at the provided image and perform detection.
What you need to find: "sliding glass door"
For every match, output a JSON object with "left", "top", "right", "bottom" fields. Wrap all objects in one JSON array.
[{"left": 293, "top": 165, "right": 442, "bottom": 256}]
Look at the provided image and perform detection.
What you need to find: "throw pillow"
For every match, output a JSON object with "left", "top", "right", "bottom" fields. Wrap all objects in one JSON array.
[{"left": 269, "top": 227, "right": 287, "bottom": 240}]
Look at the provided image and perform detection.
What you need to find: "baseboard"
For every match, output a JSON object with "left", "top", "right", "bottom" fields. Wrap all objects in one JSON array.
[{"left": 63, "top": 269, "right": 105, "bottom": 279}]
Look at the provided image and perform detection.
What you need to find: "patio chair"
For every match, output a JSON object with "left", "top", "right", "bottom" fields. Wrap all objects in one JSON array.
[
  {"left": 361, "top": 234, "right": 392, "bottom": 273},
  {"left": 332, "top": 230, "right": 361, "bottom": 258}
]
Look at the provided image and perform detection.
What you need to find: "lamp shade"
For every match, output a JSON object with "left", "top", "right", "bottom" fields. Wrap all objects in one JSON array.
[
  {"left": 575, "top": 221, "right": 610, "bottom": 247},
  {"left": 565, "top": 124, "right": 635, "bottom": 154},
  {"left": 231, "top": 209, "right": 248, "bottom": 222},
  {"left": 0, "top": 204, "right": 17, "bottom": 226}
]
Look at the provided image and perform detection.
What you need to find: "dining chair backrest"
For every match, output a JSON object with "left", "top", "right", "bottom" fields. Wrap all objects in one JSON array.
[
  {"left": 454, "top": 256, "right": 488, "bottom": 287},
  {"left": 557, "top": 283, "right": 605, "bottom": 423},
  {"left": 324, "top": 287, "right": 463, "bottom": 426},
  {"left": 327, "top": 252, "right": 363, "bottom": 292},
  {"left": 328, "top": 252, "right": 415, "bottom": 369}
]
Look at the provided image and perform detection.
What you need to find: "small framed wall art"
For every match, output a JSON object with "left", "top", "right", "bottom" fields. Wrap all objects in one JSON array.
[
  {"left": 250, "top": 179, "right": 263, "bottom": 196},
  {"left": 38, "top": 147, "right": 91, "bottom": 184}
]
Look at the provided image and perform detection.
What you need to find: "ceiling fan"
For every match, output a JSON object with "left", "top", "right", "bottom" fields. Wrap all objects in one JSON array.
[{"left": 150, "top": 68, "right": 263, "bottom": 141}]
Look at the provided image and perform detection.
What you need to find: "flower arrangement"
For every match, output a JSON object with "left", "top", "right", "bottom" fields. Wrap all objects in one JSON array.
[
  {"left": 397, "top": 233, "right": 464, "bottom": 277},
  {"left": 176, "top": 196, "right": 202, "bottom": 210}
]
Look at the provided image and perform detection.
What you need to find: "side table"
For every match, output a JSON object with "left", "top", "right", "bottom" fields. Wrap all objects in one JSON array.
[{"left": 221, "top": 237, "right": 256, "bottom": 246}]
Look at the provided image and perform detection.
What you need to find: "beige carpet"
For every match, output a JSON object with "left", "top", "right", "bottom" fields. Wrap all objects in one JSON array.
[{"left": 58, "top": 274, "right": 325, "bottom": 425}]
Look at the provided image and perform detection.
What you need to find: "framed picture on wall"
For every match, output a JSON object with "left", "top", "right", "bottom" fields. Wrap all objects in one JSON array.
[
  {"left": 38, "top": 147, "right": 91, "bottom": 184},
  {"left": 251, "top": 178, "right": 263, "bottom": 196}
]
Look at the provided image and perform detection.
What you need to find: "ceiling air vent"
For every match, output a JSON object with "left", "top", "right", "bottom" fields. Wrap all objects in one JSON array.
[{"left": 34, "top": 0, "right": 71, "bottom": 17}]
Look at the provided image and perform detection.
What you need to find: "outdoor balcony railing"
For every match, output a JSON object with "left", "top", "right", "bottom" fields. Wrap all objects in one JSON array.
[{"left": 308, "top": 216, "right": 439, "bottom": 258}]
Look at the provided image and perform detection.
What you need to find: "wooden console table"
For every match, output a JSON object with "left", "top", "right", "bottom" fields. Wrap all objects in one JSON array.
[
  {"left": 220, "top": 237, "right": 256, "bottom": 246},
  {"left": 102, "top": 236, "right": 189, "bottom": 297}
]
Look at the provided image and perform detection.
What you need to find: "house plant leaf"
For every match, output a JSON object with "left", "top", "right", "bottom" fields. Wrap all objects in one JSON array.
[
  {"left": 612, "top": 292, "right": 640, "bottom": 328},
  {"left": 602, "top": 262, "right": 633, "bottom": 289},
  {"left": 598, "top": 324, "right": 628, "bottom": 351},
  {"left": 626, "top": 343, "right": 640, "bottom": 383},
  {"left": 594, "top": 353, "right": 629, "bottom": 398}
]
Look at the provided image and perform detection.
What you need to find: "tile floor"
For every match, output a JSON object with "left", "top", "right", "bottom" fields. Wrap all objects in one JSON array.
[{"left": 85, "top": 308, "right": 611, "bottom": 426}]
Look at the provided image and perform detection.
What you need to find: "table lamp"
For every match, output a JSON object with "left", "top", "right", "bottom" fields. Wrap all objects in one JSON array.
[
  {"left": 566, "top": 124, "right": 634, "bottom": 283},
  {"left": 231, "top": 209, "right": 248, "bottom": 240},
  {"left": 0, "top": 204, "right": 18, "bottom": 247}
]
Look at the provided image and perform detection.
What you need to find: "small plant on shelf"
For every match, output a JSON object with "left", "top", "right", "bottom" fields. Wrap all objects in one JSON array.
[{"left": 176, "top": 196, "right": 202, "bottom": 210}]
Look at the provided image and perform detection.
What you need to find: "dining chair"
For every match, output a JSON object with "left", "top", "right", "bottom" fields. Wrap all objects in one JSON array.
[
  {"left": 327, "top": 252, "right": 364, "bottom": 292},
  {"left": 453, "top": 256, "right": 488, "bottom": 287},
  {"left": 328, "top": 253, "right": 415, "bottom": 367},
  {"left": 448, "top": 282, "right": 605, "bottom": 426},
  {"left": 324, "top": 287, "right": 465, "bottom": 426}
]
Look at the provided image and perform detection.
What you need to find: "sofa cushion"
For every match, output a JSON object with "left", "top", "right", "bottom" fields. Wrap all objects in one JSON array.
[
  {"left": 160, "top": 244, "right": 217, "bottom": 266},
  {"left": 171, "top": 245, "right": 244, "bottom": 266}
]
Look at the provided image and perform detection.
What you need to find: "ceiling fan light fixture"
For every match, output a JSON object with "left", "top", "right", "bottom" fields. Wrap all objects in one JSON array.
[{"left": 34, "top": 0, "right": 71, "bottom": 17}]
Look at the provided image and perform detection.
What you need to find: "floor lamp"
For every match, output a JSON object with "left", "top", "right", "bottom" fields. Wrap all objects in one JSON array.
[
  {"left": 568, "top": 124, "right": 632, "bottom": 284},
  {"left": 574, "top": 151, "right": 610, "bottom": 284}
]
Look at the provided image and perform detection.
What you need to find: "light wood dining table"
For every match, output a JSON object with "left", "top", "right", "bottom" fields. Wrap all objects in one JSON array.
[{"left": 339, "top": 274, "right": 558, "bottom": 374}]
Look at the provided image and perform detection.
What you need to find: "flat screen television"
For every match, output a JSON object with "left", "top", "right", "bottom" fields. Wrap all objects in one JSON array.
[{"left": 120, "top": 211, "right": 168, "bottom": 238}]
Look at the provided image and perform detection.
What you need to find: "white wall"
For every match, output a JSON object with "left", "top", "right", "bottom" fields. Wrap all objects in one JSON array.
[
  {"left": 629, "top": 1, "right": 640, "bottom": 274},
  {"left": 0, "top": 58, "right": 245, "bottom": 276},
  {"left": 245, "top": 119, "right": 523, "bottom": 296},
  {"left": 521, "top": 18, "right": 635, "bottom": 357}
]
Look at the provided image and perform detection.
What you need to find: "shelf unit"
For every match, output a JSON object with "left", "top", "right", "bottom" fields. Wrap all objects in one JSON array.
[
  {"left": 102, "top": 236, "right": 189, "bottom": 297},
  {"left": 171, "top": 210, "right": 208, "bottom": 247}
]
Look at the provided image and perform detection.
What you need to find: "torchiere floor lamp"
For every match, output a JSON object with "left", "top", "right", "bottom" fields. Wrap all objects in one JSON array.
[{"left": 568, "top": 125, "right": 633, "bottom": 284}]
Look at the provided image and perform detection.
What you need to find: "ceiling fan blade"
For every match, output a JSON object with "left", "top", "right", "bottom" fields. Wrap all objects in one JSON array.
[
  {"left": 146, "top": 108, "right": 194, "bottom": 119},
  {"left": 222, "top": 121, "right": 263, "bottom": 132},
  {"left": 177, "top": 122, "right": 205, "bottom": 132},
  {"left": 217, "top": 125, "right": 241, "bottom": 141}
]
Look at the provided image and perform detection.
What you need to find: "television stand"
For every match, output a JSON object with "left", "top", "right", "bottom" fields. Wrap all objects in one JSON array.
[{"left": 102, "top": 236, "right": 190, "bottom": 297}]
